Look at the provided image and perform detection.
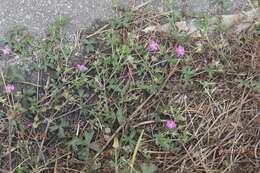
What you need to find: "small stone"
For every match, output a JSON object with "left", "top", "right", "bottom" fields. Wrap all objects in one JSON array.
[{"left": 104, "top": 127, "right": 111, "bottom": 134}]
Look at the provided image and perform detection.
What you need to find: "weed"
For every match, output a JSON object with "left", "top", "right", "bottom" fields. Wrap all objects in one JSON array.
[
  {"left": 181, "top": 66, "right": 194, "bottom": 88},
  {"left": 83, "top": 37, "right": 97, "bottom": 53},
  {"left": 49, "top": 119, "right": 69, "bottom": 138},
  {"left": 112, "top": 9, "right": 132, "bottom": 29},
  {"left": 212, "top": 0, "right": 230, "bottom": 9},
  {"left": 194, "top": 16, "right": 210, "bottom": 39},
  {"left": 68, "top": 132, "right": 100, "bottom": 161},
  {"left": 204, "top": 61, "right": 224, "bottom": 79},
  {"left": 0, "top": 27, "right": 33, "bottom": 58}
]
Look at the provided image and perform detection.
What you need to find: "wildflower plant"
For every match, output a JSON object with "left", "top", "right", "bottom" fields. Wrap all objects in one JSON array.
[
  {"left": 5, "top": 84, "right": 15, "bottom": 94},
  {"left": 2, "top": 45, "right": 12, "bottom": 55},
  {"left": 165, "top": 120, "right": 177, "bottom": 129},
  {"left": 147, "top": 40, "right": 160, "bottom": 52},
  {"left": 76, "top": 64, "right": 87, "bottom": 72},
  {"left": 175, "top": 45, "right": 185, "bottom": 57}
]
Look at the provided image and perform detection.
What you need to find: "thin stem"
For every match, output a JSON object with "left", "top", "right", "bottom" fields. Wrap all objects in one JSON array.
[{"left": 8, "top": 119, "right": 12, "bottom": 173}]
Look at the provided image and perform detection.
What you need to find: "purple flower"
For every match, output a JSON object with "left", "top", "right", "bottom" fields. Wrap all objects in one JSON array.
[
  {"left": 76, "top": 64, "right": 87, "bottom": 72},
  {"left": 165, "top": 120, "right": 177, "bottom": 129},
  {"left": 147, "top": 40, "right": 160, "bottom": 52},
  {"left": 6, "top": 84, "right": 15, "bottom": 94},
  {"left": 97, "top": 80, "right": 105, "bottom": 90},
  {"left": 175, "top": 45, "right": 185, "bottom": 57},
  {"left": 27, "top": 122, "right": 33, "bottom": 129},
  {"left": 2, "top": 45, "right": 12, "bottom": 55}
]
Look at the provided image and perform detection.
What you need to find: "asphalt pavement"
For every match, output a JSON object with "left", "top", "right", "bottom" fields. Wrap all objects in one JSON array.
[{"left": 0, "top": 0, "right": 251, "bottom": 39}]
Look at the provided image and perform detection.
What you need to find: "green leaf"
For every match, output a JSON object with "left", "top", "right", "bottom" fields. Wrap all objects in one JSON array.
[
  {"left": 84, "top": 132, "right": 94, "bottom": 143},
  {"left": 57, "top": 127, "right": 65, "bottom": 138},
  {"left": 87, "top": 143, "right": 101, "bottom": 152},
  {"left": 68, "top": 137, "right": 85, "bottom": 150},
  {"left": 116, "top": 108, "right": 126, "bottom": 125},
  {"left": 15, "top": 165, "right": 27, "bottom": 173},
  {"left": 140, "top": 163, "right": 157, "bottom": 173},
  {"left": 6, "top": 65, "right": 26, "bottom": 82},
  {"left": 77, "top": 147, "right": 89, "bottom": 161},
  {"left": 84, "top": 38, "right": 96, "bottom": 53},
  {"left": 50, "top": 120, "right": 69, "bottom": 138},
  {"left": 154, "top": 133, "right": 172, "bottom": 150},
  {"left": 49, "top": 125, "right": 59, "bottom": 131},
  {"left": 33, "top": 115, "right": 40, "bottom": 128}
]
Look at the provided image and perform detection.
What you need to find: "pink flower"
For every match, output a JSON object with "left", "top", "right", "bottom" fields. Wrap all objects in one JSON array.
[
  {"left": 2, "top": 45, "right": 12, "bottom": 55},
  {"left": 165, "top": 120, "right": 176, "bottom": 129},
  {"left": 6, "top": 84, "right": 15, "bottom": 94},
  {"left": 175, "top": 45, "right": 185, "bottom": 57},
  {"left": 76, "top": 64, "right": 87, "bottom": 72},
  {"left": 147, "top": 40, "right": 160, "bottom": 52}
]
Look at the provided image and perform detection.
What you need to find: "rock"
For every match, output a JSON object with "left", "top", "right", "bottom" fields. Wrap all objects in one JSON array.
[{"left": 143, "top": 9, "right": 259, "bottom": 38}]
